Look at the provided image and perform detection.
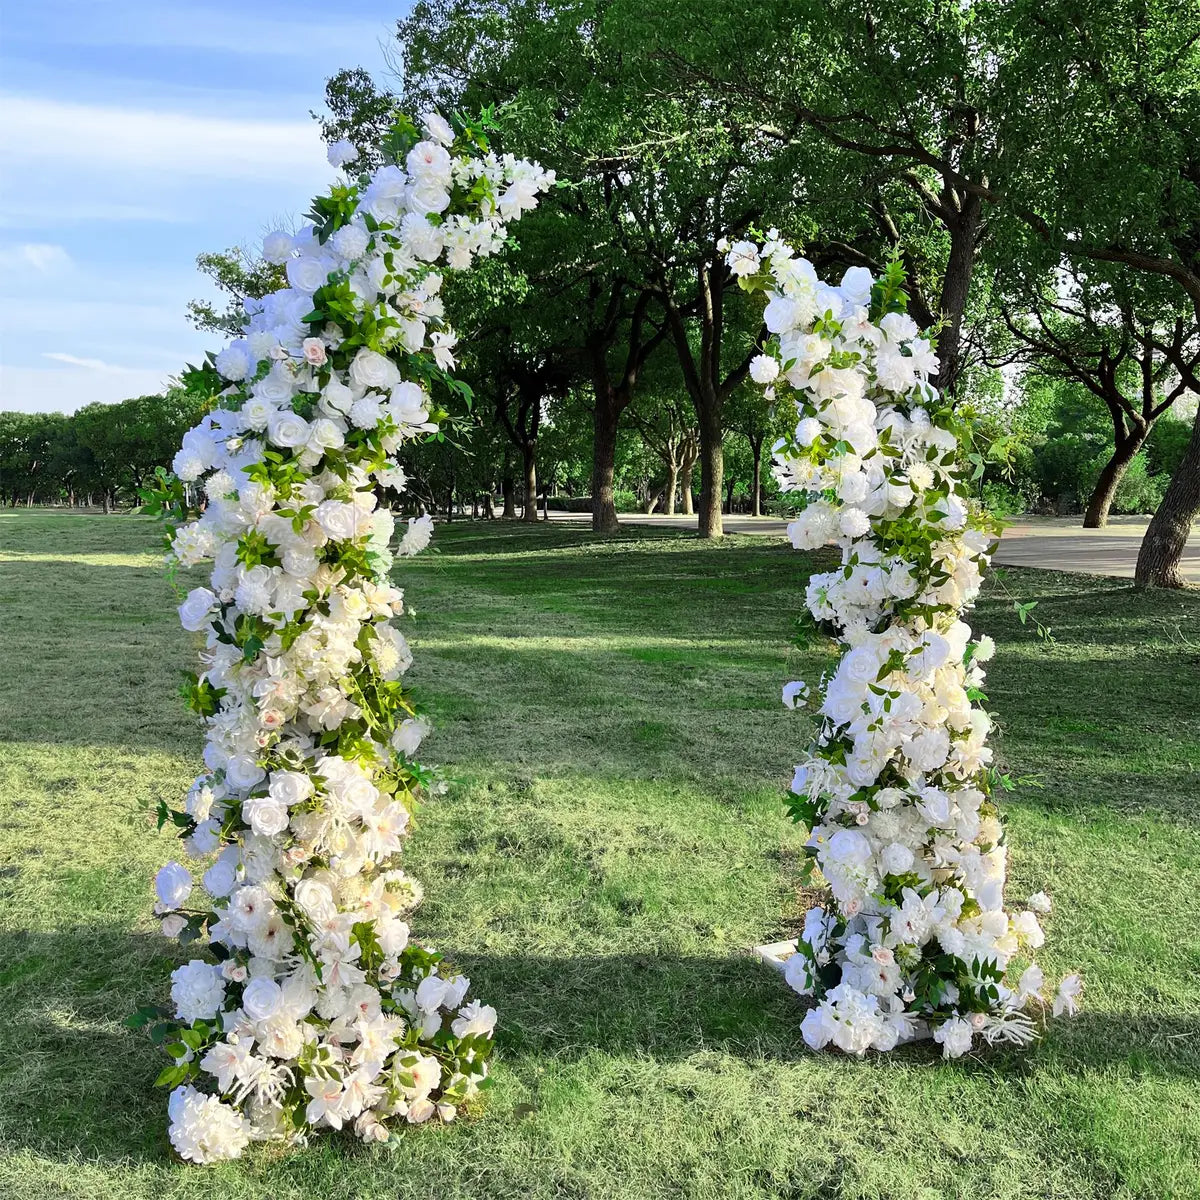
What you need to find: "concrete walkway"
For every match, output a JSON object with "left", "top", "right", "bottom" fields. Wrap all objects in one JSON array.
[{"left": 546, "top": 511, "right": 1200, "bottom": 585}]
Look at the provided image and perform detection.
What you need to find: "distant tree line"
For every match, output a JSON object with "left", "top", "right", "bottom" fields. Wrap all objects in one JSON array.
[
  {"left": 0, "top": 392, "right": 206, "bottom": 511},
  {"left": 10, "top": 0, "right": 1200, "bottom": 589}
]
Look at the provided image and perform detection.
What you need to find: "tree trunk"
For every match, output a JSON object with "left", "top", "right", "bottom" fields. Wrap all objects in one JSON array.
[
  {"left": 750, "top": 436, "right": 763, "bottom": 517},
  {"left": 483, "top": 491, "right": 495, "bottom": 520},
  {"left": 681, "top": 447, "right": 696, "bottom": 516},
  {"left": 591, "top": 386, "right": 621, "bottom": 534},
  {"left": 1135, "top": 403, "right": 1200, "bottom": 588},
  {"left": 934, "top": 192, "right": 983, "bottom": 398},
  {"left": 724, "top": 474, "right": 736, "bottom": 514},
  {"left": 664, "top": 462, "right": 679, "bottom": 516},
  {"left": 103, "top": 491, "right": 111, "bottom": 515},
  {"left": 521, "top": 444, "right": 539, "bottom": 523},
  {"left": 1084, "top": 425, "right": 1148, "bottom": 528},
  {"left": 697, "top": 410, "right": 724, "bottom": 538},
  {"left": 501, "top": 473, "right": 516, "bottom": 520}
]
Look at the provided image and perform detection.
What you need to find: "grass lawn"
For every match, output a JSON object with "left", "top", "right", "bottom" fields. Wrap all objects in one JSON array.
[{"left": 1, "top": 509, "right": 1199, "bottom": 1200}]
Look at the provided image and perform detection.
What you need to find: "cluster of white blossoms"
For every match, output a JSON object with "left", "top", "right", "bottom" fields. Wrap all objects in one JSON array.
[
  {"left": 726, "top": 233, "right": 1081, "bottom": 1058},
  {"left": 141, "top": 113, "right": 553, "bottom": 1163}
]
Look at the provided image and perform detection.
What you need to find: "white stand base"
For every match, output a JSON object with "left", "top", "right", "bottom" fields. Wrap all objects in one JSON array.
[{"left": 754, "top": 939, "right": 799, "bottom": 974}]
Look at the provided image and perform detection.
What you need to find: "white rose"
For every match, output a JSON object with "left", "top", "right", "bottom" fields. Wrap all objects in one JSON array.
[
  {"left": 268, "top": 410, "right": 311, "bottom": 449},
  {"left": 253, "top": 365, "right": 295, "bottom": 405},
  {"left": 294, "top": 878, "right": 337, "bottom": 921},
  {"left": 839, "top": 266, "right": 874, "bottom": 306},
  {"left": 203, "top": 856, "right": 238, "bottom": 898},
  {"left": 155, "top": 861, "right": 193, "bottom": 908},
  {"left": 286, "top": 255, "right": 329, "bottom": 294},
  {"left": 302, "top": 337, "right": 327, "bottom": 366},
  {"left": 269, "top": 770, "right": 314, "bottom": 807},
  {"left": 306, "top": 418, "right": 345, "bottom": 454},
  {"left": 242, "top": 976, "right": 284, "bottom": 1021},
  {"left": 879, "top": 843, "right": 914, "bottom": 876},
  {"left": 348, "top": 348, "right": 400, "bottom": 392},
  {"left": 826, "top": 828, "right": 872, "bottom": 867},
  {"left": 314, "top": 500, "right": 361, "bottom": 541},
  {"left": 320, "top": 378, "right": 355, "bottom": 418},
  {"left": 225, "top": 755, "right": 266, "bottom": 791},
  {"left": 242, "top": 793, "right": 289, "bottom": 838},
  {"left": 178, "top": 587, "right": 217, "bottom": 632}
]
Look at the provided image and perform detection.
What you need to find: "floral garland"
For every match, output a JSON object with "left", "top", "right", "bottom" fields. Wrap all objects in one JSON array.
[
  {"left": 137, "top": 113, "right": 553, "bottom": 1163},
  {"left": 725, "top": 233, "right": 1080, "bottom": 1057}
]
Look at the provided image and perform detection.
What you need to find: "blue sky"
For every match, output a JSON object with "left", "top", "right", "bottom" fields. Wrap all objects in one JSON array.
[{"left": 0, "top": 0, "right": 406, "bottom": 413}]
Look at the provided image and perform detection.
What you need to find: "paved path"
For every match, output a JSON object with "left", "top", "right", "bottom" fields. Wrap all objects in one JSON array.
[{"left": 546, "top": 511, "right": 1200, "bottom": 585}]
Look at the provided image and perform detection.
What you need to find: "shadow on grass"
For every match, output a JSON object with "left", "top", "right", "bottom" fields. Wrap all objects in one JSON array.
[
  {"left": 3, "top": 925, "right": 1198, "bottom": 1167},
  {"left": 459, "top": 952, "right": 1200, "bottom": 1080}
]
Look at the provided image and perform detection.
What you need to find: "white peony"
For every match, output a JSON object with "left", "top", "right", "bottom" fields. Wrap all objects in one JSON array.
[
  {"left": 168, "top": 1085, "right": 251, "bottom": 1164},
  {"left": 749, "top": 353, "right": 780, "bottom": 384},
  {"left": 326, "top": 139, "right": 359, "bottom": 168},
  {"left": 261, "top": 230, "right": 294, "bottom": 265},
  {"left": 171, "top": 960, "right": 226, "bottom": 1022}
]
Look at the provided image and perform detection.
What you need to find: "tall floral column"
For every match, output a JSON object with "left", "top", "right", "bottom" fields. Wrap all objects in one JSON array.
[
  {"left": 726, "top": 233, "right": 1080, "bottom": 1057},
  {"left": 137, "top": 113, "right": 553, "bottom": 1162}
]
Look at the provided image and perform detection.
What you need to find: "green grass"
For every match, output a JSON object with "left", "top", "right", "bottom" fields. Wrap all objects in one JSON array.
[{"left": 1, "top": 510, "right": 1199, "bottom": 1200}]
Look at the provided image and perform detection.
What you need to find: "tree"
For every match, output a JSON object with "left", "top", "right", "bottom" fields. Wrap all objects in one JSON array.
[
  {"left": 187, "top": 247, "right": 285, "bottom": 335},
  {"left": 725, "top": 379, "right": 780, "bottom": 518},
  {"left": 996, "top": 275, "right": 1200, "bottom": 526},
  {"left": 627, "top": 365, "right": 698, "bottom": 516},
  {"left": 325, "top": 0, "right": 808, "bottom": 537},
  {"left": 639, "top": 0, "right": 1011, "bottom": 397}
]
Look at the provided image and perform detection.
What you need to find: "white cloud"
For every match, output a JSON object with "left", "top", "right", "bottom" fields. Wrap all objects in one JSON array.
[
  {"left": 0, "top": 362, "right": 172, "bottom": 414},
  {"left": 0, "top": 94, "right": 330, "bottom": 184},
  {"left": 42, "top": 352, "right": 126, "bottom": 372},
  {"left": 0, "top": 242, "right": 72, "bottom": 272}
]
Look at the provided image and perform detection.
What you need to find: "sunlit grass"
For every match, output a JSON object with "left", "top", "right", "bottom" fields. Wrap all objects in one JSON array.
[{"left": 1, "top": 511, "right": 1198, "bottom": 1199}]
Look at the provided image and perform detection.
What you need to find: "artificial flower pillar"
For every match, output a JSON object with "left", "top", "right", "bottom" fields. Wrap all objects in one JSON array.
[
  {"left": 727, "top": 233, "right": 1080, "bottom": 1056},
  {"left": 136, "top": 114, "right": 553, "bottom": 1162}
]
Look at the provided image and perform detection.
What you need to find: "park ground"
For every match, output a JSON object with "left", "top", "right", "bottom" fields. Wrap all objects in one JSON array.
[{"left": 1, "top": 510, "right": 1199, "bottom": 1200}]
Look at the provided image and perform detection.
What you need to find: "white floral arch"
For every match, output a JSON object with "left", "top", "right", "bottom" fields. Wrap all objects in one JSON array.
[
  {"left": 727, "top": 234, "right": 1080, "bottom": 1056},
  {"left": 139, "top": 114, "right": 553, "bottom": 1162}
]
